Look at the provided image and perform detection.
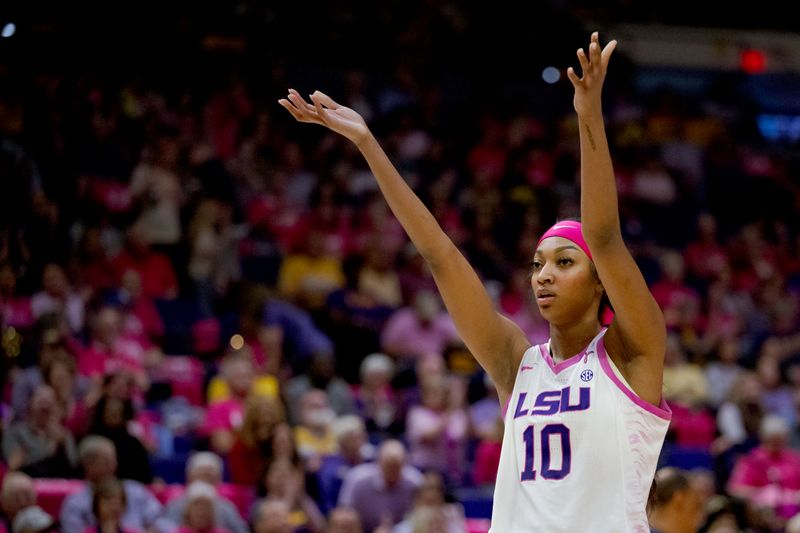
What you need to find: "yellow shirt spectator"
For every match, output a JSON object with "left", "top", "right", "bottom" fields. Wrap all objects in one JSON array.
[
  {"left": 207, "top": 373, "right": 280, "bottom": 403},
  {"left": 277, "top": 254, "right": 345, "bottom": 308}
]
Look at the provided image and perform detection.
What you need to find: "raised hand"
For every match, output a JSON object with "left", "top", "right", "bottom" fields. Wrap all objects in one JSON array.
[
  {"left": 566, "top": 32, "right": 617, "bottom": 118},
  {"left": 278, "top": 89, "right": 370, "bottom": 146}
]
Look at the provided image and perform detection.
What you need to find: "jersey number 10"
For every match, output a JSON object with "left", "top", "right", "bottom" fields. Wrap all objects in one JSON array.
[{"left": 521, "top": 424, "right": 572, "bottom": 481}]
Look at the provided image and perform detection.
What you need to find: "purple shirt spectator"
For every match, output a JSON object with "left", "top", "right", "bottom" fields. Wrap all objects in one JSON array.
[
  {"left": 262, "top": 298, "right": 334, "bottom": 366},
  {"left": 337, "top": 441, "right": 422, "bottom": 531},
  {"left": 60, "top": 480, "right": 172, "bottom": 533},
  {"left": 316, "top": 416, "right": 372, "bottom": 514},
  {"left": 470, "top": 396, "right": 501, "bottom": 440},
  {"left": 60, "top": 436, "right": 174, "bottom": 533}
]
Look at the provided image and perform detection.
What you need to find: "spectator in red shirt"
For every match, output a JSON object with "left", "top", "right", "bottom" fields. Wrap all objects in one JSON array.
[
  {"left": 651, "top": 251, "right": 701, "bottom": 313},
  {"left": 683, "top": 213, "right": 729, "bottom": 283},
  {"left": 466, "top": 117, "right": 508, "bottom": 184},
  {"left": 228, "top": 395, "right": 285, "bottom": 486},
  {"left": 111, "top": 225, "right": 178, "bottom": 300},
  {"left": 75, "top": 227, "right": 117, "bottom": 296}
]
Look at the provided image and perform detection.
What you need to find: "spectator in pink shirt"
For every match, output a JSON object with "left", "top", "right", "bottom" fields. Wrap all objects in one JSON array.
[
  {"left": 114, "top": 270, "right": 164, "bottom": 347},
  {"left": 668, "top": 402, "right": 716, "bottom": 449},
  {"left": 78, "top": 306, "right": 154, "bottom": 390},
  {"left": 30, "top": 263, "right": 85, "bottom": 334},
  {"left": 472, "top": 417, "right": 503, "bottom": 486},
  {"left": 380, "top": 291, "right": 460, "bottom": 361},
  {"left": 728, "top": 416, "right": 800, "bottom": 521},
  {"left": 43, "top": 352, "right": 92, "bottom": 438},
  {"left": 203, "top": 352, "right": 262, "bottom": 455},
  {"left": 0, "top": 262, "right": 33, "bottom": 330}
]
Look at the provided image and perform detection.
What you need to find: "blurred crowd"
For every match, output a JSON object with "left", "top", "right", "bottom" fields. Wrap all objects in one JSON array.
[{"left": 1, "top": 4, "right": 800, "bottom": 533}]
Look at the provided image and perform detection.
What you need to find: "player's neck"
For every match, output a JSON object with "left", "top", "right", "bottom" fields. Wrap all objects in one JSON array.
[{"left": 548, "top": 317, "right": 602, "bottom": 363}]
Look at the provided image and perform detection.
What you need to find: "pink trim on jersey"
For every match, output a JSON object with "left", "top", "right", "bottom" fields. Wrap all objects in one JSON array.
[
  {"left": 501, "top": 395, "right": 511, "bottom": 419},
  {"left": 596, "top": 337, "right": 672, "bottom": 420},
  {"left": 539, "top": 343, "right": 585, "bottom": 374}
]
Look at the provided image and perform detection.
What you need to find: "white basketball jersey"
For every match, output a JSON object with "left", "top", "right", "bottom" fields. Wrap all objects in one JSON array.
[{"left": 490, "top": 329, "right": 670, "bottom": 533}]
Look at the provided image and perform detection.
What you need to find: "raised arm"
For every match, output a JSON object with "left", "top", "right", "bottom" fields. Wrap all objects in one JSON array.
[
  {"left": 567, "top": 33, "right": 665, "bottom": 406},
  {"left": 279, "top": 90, "right": 529, "bottom": 404}
]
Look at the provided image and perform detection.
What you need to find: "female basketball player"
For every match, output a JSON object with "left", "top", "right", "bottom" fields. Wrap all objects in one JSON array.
[{"left": 279, "top": 32, "right": 669, "bottom": 532}]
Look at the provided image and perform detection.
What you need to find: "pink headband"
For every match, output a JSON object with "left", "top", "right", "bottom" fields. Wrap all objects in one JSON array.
[
  {"left": 537, "top": 220, "right": 593, "bottom": 261},
  {"left": 536, "top": 220, "right": 615, "bottom": 325}
]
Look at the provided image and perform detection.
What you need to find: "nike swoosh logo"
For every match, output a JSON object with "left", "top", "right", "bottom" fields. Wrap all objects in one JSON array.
[{"left": 521, "top": 365, "right": 535, "bottom": 372}]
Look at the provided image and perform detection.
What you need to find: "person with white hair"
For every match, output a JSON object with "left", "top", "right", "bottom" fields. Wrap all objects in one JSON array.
[
  {"left": 251, "top": 500, "right": 291, "bottom": 533},
  {"left": 391, "top": 472, "right": 466, "bottom": 533},
  {"left": 354, "top": 353, "right": 398, "bottom": 435},
  {"left": 728, "top": 415, "right": 800, "bottom": 521},
  {"left": 787, "top": 512, "right": 800, "bottom": 533},
  {"left": 316, "top": 416, "right": 373, "bottom": 513},
  {"left": 59, "top": 436, "right": 174, "bottom": 533},
  {"left": 164, "top": 453, "right": 248, "bottom": 533},
  {"left": 327, "top": 507, "right": 362, "bottom": 533},
  {"left": 338, "top": 440, "right": 422, "bottom": 531},
  {"left": 11, "top": 506, "right": 56, "bottom": 533},
  {"left": 173, "top": 481, "right": 231, "bottom": 533},
  {"left": 2, "top": 384, "right": 78, "bottom": 477},
  {"left": 1, "top": 472, "right": 36, "bottom": 533}
]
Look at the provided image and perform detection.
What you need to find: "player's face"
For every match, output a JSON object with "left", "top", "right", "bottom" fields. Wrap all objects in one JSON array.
[{"left": 531, "top": 237, "right": 603, "bottom": 326}]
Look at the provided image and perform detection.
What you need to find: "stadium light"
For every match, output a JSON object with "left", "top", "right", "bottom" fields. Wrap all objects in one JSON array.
[
  {"left": 542, "top": 66, "right": 561, "bottom": 84},
  {"left": 2, "top": 23, "right": 16, "bottom": 38}
]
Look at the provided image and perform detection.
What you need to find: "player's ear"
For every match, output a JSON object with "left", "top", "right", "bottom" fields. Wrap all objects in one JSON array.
[{"left": 590, "top": 264, "right": 604, "bottom": 295}]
